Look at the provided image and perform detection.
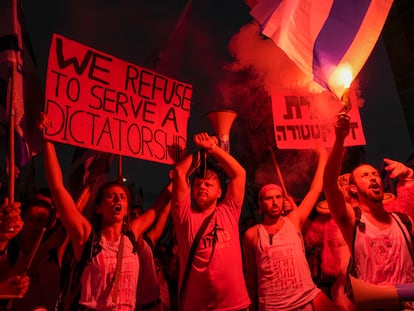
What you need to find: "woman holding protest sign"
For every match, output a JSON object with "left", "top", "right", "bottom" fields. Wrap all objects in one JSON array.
[{"left": 40, "top": 113, "right": 172, "bottom": 311}]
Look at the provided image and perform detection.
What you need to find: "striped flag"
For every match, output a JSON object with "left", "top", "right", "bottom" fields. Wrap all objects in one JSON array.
[
  {"left": 250, "top": 0, "right": 394, "bottom": 98},
  {"left": 0, "top": 0, "right": 44, "bottom": 169}
]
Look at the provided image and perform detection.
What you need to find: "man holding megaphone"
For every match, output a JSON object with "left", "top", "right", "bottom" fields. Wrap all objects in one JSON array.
[{"left": 324, "top": 111, "right": 414, "bottom": 311}]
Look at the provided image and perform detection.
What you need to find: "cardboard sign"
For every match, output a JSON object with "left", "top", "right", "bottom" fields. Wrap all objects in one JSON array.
[
  {"left": 44, "top": 33, "right": 192, "bottom": 164},
  {"left": 272, "top": 91, "right": 365, "bottom": 149}
]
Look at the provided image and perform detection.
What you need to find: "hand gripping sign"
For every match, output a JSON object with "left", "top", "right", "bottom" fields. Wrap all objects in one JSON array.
[
  {"left": 44, "top": 33, "right": 192, "bottom": 164},
  {"left": 271, "top": 90, "right": 365, "bottom": 149}
]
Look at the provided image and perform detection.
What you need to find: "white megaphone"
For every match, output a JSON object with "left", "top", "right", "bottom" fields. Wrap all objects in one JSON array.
[
  {"left": 206, "top": 109, "right": 237, "bottom": 154},
  {"left": 349, "top": 275, "right": 414, "bottom": 311}
]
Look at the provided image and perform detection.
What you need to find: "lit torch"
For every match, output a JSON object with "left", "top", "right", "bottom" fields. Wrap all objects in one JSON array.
[{"left": 339, "top": 65, "right": 353, "bottom": 112}]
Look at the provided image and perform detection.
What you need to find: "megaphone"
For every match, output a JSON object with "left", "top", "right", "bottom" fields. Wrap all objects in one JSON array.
[
  {"left": 206, "top": 109, "right": 237, "bottom": 154},
  {"left": 349, "top": 275, "right": 414, "bottom": 311}
]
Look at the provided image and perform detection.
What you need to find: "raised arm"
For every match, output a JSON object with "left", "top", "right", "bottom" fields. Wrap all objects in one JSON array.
[
  {"left": 383, "top": 158, "right": 414, "bottom": 184},
  {"left": 172, "top": 152, "right": 196, "bottom": 205},
  {"left": 288, "top": 145, "right": 328, "bottom": 229},
  {"left": 193, "top": 132, "right": 246, "bottom": 206},
  {"left": 383, "top": 157, "right": 414, "bottom": 232},
  {"left": 40, "top": 113, "right": 91, "bottom": 260},
  {"left": 130, "top": 180, "right": 172, "bottom": 239},
  {"left": 323, "top": 112, "right": 355, "bottom": 246},
  {"left": 145, "top": 201, "right": 171, "bottom": 248}
]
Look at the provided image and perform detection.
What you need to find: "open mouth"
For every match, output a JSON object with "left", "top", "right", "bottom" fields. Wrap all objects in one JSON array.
[
  {"left": 113, "top": 205, "right": 122, "bottom": 212},
  {"left": 369, "top": 183, "right": 382, "bottom": 193}
]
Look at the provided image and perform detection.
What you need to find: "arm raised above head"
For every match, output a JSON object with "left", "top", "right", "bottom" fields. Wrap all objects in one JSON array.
[
  {"left": 323, "top": 112, "right": 355, "bottom": 246},
  {"left": 41, "top": 114, "right": 91, "bottom": 260},
  {"left": 171, "top": 152, "right": 195, "bottom": 205},
  {"left": 130, "top": 180, "right": 172, "bottom": 239},
  {"left": 289, "top": 145, "right": 328, "bottom": 229},
  {"left": 194, "top": 132, "right": 246, "bottom": 206}
]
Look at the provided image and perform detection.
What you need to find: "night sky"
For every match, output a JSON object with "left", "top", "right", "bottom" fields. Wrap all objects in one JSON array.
[{"left": 18, "top": 0, "right": 413, "bottom": 207}]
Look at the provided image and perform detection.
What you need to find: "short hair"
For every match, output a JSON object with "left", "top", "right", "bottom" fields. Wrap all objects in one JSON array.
[
  {"left": 349, "top": 163, "right": 378, "bottom": 186},
  {"left": 21, "top": 197, "right": 56, "bottom": 227},
  {"left": 258, "top": 184, "right": 283, "bottom": 201},
  {"left": 194, "top": 158, "right": 224, "bottom": 189}
]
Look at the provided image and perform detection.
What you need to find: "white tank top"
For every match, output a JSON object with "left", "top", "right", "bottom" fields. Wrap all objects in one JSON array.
[
  {"left": 79, "top": 234, "right": 140, "bottom": 311},
  {"left": 255, "top": 218, "right": 320, "bottom": 311},
  {"left": 354, "top": 213, "right": 414, "bottom": 285}
]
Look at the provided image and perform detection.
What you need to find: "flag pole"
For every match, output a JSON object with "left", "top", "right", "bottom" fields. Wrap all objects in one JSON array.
[
  {"left": 118, "top": 155, "right": 123, "bottom": 182},
  {"left": 7, "top": 0, "right": 19, "bottom": 204},
  {"left": 8, "top": 0, "right": 20, "bottom": 203},
  {"left": 269, "top": 146, "right": 288, "bottom": 197},
  {"left": 6, "top": 227, "right": 46, "bottom": 309},
  {"left": 8, "top": 64, "right": 16, "bottom": 204}
]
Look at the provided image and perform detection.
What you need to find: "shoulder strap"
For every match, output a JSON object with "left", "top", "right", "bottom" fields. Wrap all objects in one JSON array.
[
  {"left": 111, "top": 235, "right": 125, "bottom": 309},
  {"left": 344, "top": 206, "right": 362, "bottom": 297},
  {"left": 56, "top": 230, "right": 96, "bottom": 311},
  {"left": 394, "top": 212, "right": 413, "bottom": 233},
  {"left": 179, "top": 210, "right": 215, "bottom": 303},
  {"left": 346, "top": 207, "right": 362, "bottom": 278},
  {"left": 350, "top": 206, "right": 362, "bottom": 261},
  {"left": 391, "top": 212, "right": 414, "bottom": 264}
]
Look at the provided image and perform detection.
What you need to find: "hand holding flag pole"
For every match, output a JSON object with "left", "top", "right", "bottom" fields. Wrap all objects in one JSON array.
[
  {"left": 8, "top": 63, "right": 17, "bottom": 205},
  {"left": 6, "top": 227, "right": 46, "bottom": 309},
  {"left": 7, "top": 0, "right": 20, "bottom": 205}
]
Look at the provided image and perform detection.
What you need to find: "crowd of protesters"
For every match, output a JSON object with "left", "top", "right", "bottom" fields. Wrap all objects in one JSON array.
[{"left": 1, "top": 110, "right": 414, "bottom": 310}]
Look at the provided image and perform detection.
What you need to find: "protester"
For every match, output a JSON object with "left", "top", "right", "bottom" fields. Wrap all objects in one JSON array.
[
  {"left": 243, "top": 146, "right": 337, "bottom": 310},
  {"left": 154, "top": 228, "right": 179, "bottom": 311},
  {"left": 303, "top": 173, "right": 357, "bottom": 311},
  {"left": 323, "top": 111, "right": 414, "bottom": 307},
  {"left": 5, "top": 195, "right": 65, "bottom": 311},
  {"left": 0, "top": 198, "right": 24, "bottom": 256},
  {"left": 0, "top": 198, "right": 29, "bottom": 301},
  {"left": 135, "top": 180, "right": 172, "bottom": 311},
  {"left": 171, "top": 132, "right": 250, "bottom": 311},
  {"left": 41, "top": 114, "right": 172, "bottom": 311}
]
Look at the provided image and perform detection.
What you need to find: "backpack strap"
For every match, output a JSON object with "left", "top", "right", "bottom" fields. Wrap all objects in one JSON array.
[
  {"left": 56, "top": 229, "right": 97, "bottom": 311},
  {"left": 394, "top": 211, "right": 413, "bottom": 235},
  {"left": 347, "top": 208, "right": 414, "bottom": 280},
  {"left": 349, "top": 206, "right": 362, "bottom": 272},
  {"left": 179, "top": 210, "right": 215, "bottom": 304},
  {"left": 391, "top": 212, "right": 414, "bottom": 264},
  {"left": 344, "top": 206, "right": 362, "bottom": 297}
]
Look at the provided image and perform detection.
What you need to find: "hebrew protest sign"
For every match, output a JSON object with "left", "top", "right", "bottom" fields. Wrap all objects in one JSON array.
[
  {"left": 44, "top": 33, "right": 191, "bottom": 164},
  {"left": 272, "top": 91, "right": 365, "bottom": 149}
]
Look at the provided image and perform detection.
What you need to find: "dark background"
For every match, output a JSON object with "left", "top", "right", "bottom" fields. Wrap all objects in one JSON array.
[{"left": 17, "top": 0, "right": 414, "bottom": 208}]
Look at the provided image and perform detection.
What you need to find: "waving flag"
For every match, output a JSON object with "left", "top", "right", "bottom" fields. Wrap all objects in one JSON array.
[
  {"left": 250, "top": 0, "right": 394, "bottom": 99},
  {"left": 0, "top": 0, "right": 44, "bottom": 169}
]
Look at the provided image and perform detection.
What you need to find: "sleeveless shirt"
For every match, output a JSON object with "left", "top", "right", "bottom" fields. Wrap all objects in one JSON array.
[
  {"left": 255, "top": 218, "right": 320, "bottom": 311},
  {"left": 354, "top": 213, "right": 414, "bottom": 285}
]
